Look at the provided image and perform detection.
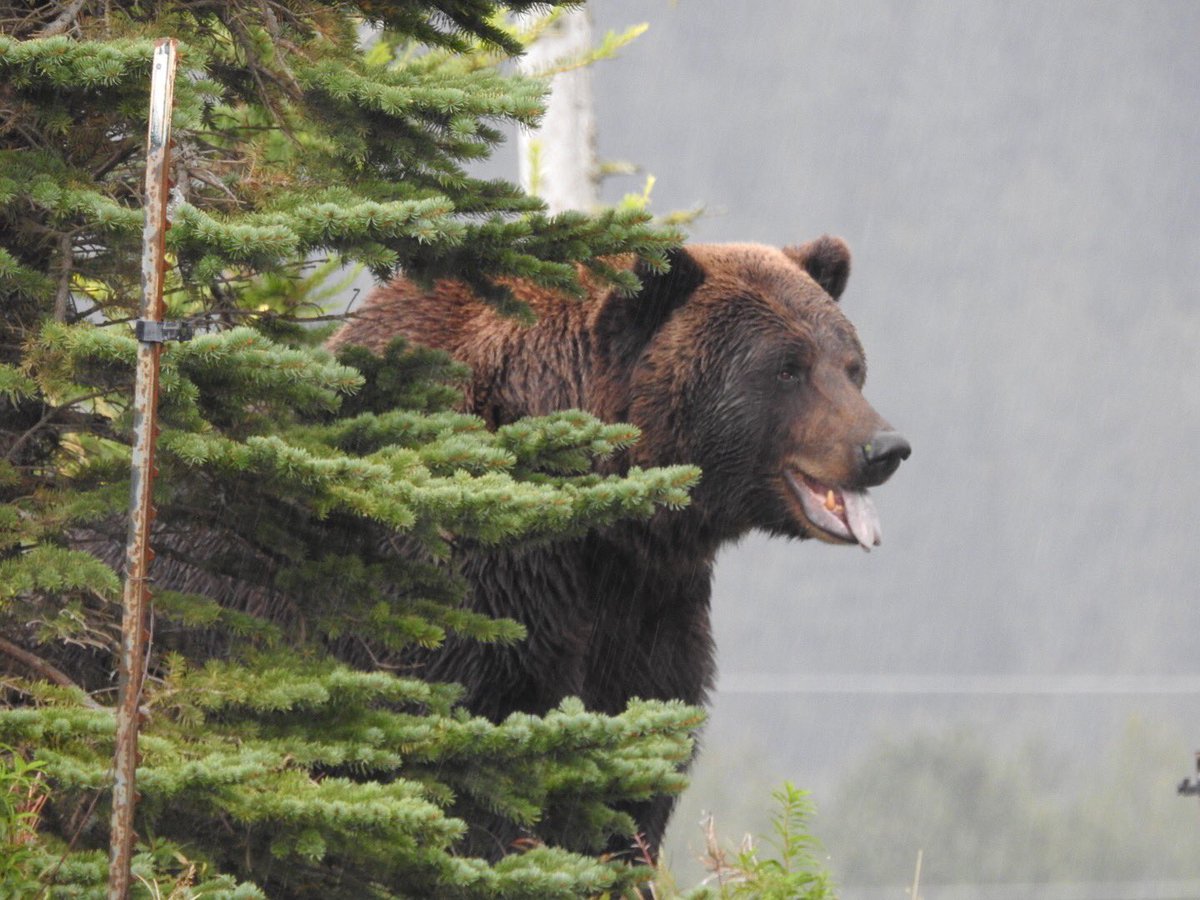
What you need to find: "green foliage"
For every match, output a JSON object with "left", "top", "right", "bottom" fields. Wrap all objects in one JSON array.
[
  {"left": 738, "top": 783, "right": 838, "bottom": 899},
  {"left": 650, "top": 782, "right": 837, "bottom": 899},
  {"left": 5, "top": 745, "right": 259, "bottom": 896},
  {"left": 0, "top": 0, "right": 703, "bottom": 895},
  {"left": 0, "top": 745, "right": 46, "bottom": 895}
]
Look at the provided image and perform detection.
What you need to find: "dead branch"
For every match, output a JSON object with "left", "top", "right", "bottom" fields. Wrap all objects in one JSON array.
[
  {"left": 0, "top": 635, "right": 104, "bottom": 709},
  {"left": 4, "top": 391, "right": 108, "bottom": 464},
  {"left": 32, "top": 0, "right": 89, "bottom": 38},
  {"left": 53, "top": 231, "right": 74, "bottom": 322}
]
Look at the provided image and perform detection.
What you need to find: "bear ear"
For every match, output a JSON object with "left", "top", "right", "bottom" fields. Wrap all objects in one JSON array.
[
  {"left": 784, "top": 235, "right": 852, "bottom": 300},
  {"left": 595, "top": 247, "right": 706, "bottom": 367}
]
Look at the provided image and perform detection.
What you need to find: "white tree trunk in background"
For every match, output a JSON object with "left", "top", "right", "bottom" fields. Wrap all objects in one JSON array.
[{"left": 517, "top": 9, "right": 598, "bottom": 214}]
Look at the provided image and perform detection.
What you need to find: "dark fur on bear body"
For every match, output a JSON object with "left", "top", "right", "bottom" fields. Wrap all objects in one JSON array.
[{"left": 329, "top": 237, "right": 910, "bottom": 857}]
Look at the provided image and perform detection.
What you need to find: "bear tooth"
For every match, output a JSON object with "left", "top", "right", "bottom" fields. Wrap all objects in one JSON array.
[{"left": 824, "top": 489, "right": 837, "bottom": 511}]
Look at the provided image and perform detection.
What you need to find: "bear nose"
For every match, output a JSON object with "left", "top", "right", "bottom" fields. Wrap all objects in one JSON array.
[{"left": 860, "top": 430, "right": 911, "bottom": 486}]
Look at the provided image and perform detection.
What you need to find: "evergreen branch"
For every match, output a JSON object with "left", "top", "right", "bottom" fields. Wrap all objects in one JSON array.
[
  {"left": 0, "top": 365, "right": 37, "bottom": 403},
  {"left": 0, "top": 2, "right": 698, "bottom": 892},
  {"left": 220, "top": 6, "right": 303, "bottom": 112},
  {"left": 536, "top": 23, "right": 649, "bottom": 77},
  {"left": 0, "top": 636, "right": 103, "bottom": 710}
]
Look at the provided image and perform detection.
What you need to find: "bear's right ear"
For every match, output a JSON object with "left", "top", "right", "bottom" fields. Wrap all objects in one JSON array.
[
  {"left": 595, "top": 247, "right": 706, "bottom": 368},
  {"left": 784, "top": 235, "right": 852, "bottom": 300}
]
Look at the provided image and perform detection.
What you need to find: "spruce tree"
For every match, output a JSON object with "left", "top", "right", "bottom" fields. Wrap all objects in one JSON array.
[{"left": 0, "top": 2, "right": 704, "bottom": 895}]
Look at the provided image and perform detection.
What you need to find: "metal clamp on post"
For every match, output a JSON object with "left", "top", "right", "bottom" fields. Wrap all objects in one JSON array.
[{"left": 135, "top": 319, "right": 194, "bottom": 343}]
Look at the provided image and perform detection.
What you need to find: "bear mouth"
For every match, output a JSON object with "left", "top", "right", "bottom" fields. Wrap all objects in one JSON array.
[{"left": 783, "top": 470, "right": 881, "bottom": 551}]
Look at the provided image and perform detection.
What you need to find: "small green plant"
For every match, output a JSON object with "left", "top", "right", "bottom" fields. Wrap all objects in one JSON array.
[
  {"left": 0, "top": 745, "right": 46, "bottom": 896},
  {"left": 651, "top": 781, "right": 837, "bottom": 899}
]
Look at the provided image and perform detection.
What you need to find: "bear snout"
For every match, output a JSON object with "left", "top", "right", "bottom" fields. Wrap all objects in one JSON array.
[{"left": 859, "top": 430, "right": 911, "bottom": 487}]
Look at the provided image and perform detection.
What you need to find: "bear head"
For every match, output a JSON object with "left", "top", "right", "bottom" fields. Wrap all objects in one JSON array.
[{"left": 592, "top": 236, "right": 909, "bottom": 550}]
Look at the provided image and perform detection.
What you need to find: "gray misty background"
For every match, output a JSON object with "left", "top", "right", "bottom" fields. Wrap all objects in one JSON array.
[{"left": 572, "top": 2, "right": 1199, "bottom": 897}]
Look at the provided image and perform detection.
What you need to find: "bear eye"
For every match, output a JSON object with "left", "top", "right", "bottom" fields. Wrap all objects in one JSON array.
[{"left": 777, "top": 365, "right": 801, "bottom": 384}]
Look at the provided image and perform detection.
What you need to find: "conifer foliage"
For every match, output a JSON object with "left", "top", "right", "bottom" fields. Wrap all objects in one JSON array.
[{"left": 0, "top": 1, "right": 703, "bottom": 895}]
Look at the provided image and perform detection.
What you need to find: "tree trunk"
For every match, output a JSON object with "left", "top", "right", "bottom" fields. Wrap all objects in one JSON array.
[{"left": 517, "top": 9, "right": 598, "bottom": 214}]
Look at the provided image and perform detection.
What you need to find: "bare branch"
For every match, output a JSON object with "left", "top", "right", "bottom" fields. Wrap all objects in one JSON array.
[
  {"left": 188, "top": 166, "right": 240, "bottom": 205},
  {"left": 0, "top": 636, "right": 105, "bottom": 709},
  {"left": 4, "top": 391, "right": 109, "bottom": 463},
  {"left": 53, "top": 232, "right": 74, "bottom": 322},
  {"left": 32, "top": 0, "right": 88, "bottom": 38},
  {"left": 92, "top": 141, "right": 139, "bottom": 181}
]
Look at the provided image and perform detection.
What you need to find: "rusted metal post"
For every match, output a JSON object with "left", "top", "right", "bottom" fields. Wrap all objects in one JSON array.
[{"left": 107, "top": 37, "right": 177, "bottom": 900}]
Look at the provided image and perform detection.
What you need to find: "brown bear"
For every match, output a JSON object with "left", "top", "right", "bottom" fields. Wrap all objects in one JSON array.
[{"left": 329, "top": 236, "right": 909, "bottom": 858}]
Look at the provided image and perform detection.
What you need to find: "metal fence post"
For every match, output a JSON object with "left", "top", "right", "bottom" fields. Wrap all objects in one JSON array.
[{"left": 107, "top": 37, "right": 177, "bottom": 900}]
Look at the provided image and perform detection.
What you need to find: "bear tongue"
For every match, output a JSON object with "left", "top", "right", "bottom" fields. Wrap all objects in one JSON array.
[
  {"left": 788, "top": 472, "right": 883, "bottom": 551},
  {"left": 840, "top": 489, "right": 882, "bottom": 551}
]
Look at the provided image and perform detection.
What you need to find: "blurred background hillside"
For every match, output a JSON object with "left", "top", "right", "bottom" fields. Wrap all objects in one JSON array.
[{"left": 573, "top": 2, "right": 1200, "bottom": 896}]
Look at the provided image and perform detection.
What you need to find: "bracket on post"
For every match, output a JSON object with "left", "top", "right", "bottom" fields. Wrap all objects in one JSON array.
[{"left": 135, "top": 319, "right": 193, "bottom": 343}]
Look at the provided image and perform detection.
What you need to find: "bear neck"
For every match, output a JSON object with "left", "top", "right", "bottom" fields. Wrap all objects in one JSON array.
[{"left": 594, "top": 508, "right": 722, "bottom": 601}]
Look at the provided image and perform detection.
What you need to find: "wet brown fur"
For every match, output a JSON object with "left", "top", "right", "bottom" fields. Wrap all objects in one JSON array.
[{"left": 329, "top": 237, "right": 901, "bottom": 859}]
